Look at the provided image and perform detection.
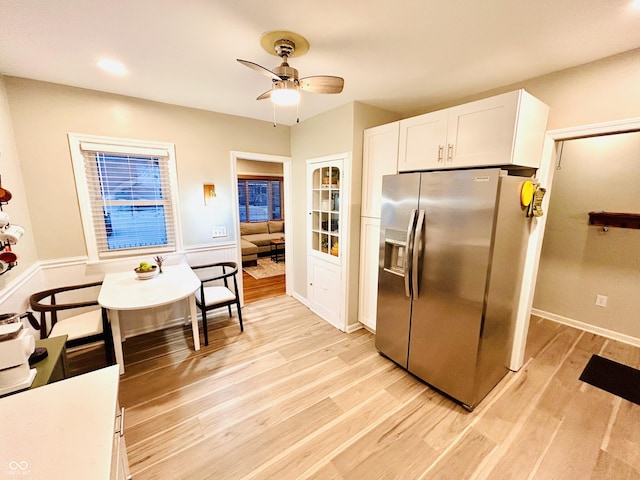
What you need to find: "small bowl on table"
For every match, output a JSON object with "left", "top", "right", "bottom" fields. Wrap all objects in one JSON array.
[{"left": 134, "top": 266, "right": 157, "bottom": 280}]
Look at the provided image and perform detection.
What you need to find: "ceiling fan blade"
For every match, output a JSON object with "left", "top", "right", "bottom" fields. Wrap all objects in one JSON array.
[
  {"left": 299, "top": 76, "right": 344, "bottom": 94},
  {"left": 237, "top": 59, "right": 282, "bottom": 81},
  {"left": 256, "top": 90, "right": 272, "bottom": 101}
]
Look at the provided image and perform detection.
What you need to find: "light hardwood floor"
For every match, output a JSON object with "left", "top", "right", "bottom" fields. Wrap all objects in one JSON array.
[{"left": 71, "top": 295, "right": 640, "bottom": 479}]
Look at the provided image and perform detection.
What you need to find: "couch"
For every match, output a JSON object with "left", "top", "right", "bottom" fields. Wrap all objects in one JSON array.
[{"left": 240, "top": 221, "right": 285, "bottom": 266}]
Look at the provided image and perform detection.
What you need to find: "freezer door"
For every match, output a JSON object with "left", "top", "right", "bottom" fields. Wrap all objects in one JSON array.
[
  {"left": 408, "top": 168, "right": 501, "bottom": 406},
  {"left": 375, "top": 173, "right": 420, "bottom": 368}
]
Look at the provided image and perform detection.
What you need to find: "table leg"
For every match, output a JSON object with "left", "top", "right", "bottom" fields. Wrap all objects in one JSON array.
[
  {"left": 183, "top": 300, "right": 190, "bottom": 326},
  {"left": 188, "top": 294, "right": 200, "bottom": 351},
  {"left": 109, "top": 309, "right": 126, "bottom": 375}
]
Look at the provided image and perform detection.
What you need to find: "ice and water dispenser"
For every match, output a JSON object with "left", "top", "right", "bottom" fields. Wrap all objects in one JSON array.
[{"left": 382, "top": 228, "right": 406, "bottom": 276}]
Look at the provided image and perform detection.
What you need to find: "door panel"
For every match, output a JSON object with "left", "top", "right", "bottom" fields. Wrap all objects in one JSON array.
[
  {"left": 408, "top": 169, "right": 500, "bottom": 405},
  {"left": 358, "top": 217, "right": 381, "bottom": 331},
  {"left": 308, "top": 260, "right": 342, "bottom": 329},
  {"left": 375, "top": 173, "right": 420, "bottom": 367},
  {"left": 398, "top": 110, "right": 448, "bottom": 172},
  {"left": 447, "top": 92, "right": 518, "bottom": 168}
]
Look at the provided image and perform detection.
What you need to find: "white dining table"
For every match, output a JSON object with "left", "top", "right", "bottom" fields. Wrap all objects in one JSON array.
[{"left": 98, "top": 263, "right": 201, "bottom": 374}]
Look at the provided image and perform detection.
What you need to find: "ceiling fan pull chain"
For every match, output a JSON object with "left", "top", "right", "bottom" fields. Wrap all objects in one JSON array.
[
  {"left": 273, "top": 103, "right": 277, "bottom": 127},
  {"left": 296, "top": 102, "right": 300, "bottom": 124}
]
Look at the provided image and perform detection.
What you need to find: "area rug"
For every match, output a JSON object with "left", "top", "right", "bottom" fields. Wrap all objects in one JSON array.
[
  {"left": 243, "top": 257, "right": 286, "bottom": 279},
  {"left": 579, "top": 354, "right": 640, "bottom": 405}
]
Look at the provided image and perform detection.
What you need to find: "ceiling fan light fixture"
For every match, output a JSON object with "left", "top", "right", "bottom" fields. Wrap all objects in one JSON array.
[
  {"left": 238, "top": 31, "right": 343, "bottom": 114},
  {"left": 271, "top": 81, "right": 300, "bottom": 106}
]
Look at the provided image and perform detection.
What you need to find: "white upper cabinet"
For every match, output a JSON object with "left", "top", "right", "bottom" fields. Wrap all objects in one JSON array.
[
  {"left": 398, "top": 109, "right": 448, "bottom": 171},
  {"left": 362, "top": 122, "right": 399, "bottom": 218},
  {"left": 398, "top": 89, "right": 549, "bottom": 172}
]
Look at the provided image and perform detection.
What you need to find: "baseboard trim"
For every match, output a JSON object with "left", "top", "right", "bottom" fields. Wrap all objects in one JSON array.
[
  {"left": 346, "top": 322, "right": 363, "bottom": 334},
  {"left": 291, "top": 291, "right": 309, "bottom": 308},
  {"left": 531, "top": 308, "right": 640, "bottom": 348}
]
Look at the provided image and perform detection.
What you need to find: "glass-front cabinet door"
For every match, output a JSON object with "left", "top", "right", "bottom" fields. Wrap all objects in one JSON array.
[
  {"left": 310, "top": 163, "right": 341, "bottom": 262},
  {"left": 307, "top": 154, "right": 348, "bottom": 332}
]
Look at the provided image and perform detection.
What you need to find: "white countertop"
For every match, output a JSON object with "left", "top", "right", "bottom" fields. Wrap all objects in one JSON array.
[{"left": 0, "top": 365, "right": 120, "bottom": 479}]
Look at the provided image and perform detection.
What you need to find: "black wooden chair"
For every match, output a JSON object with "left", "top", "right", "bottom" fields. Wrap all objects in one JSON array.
[
  {"left": 29, "top": 281, "right": 115, "bottom": 364},
  {"left": 191, "top": 262, "right": 243, "bottom": 346}
]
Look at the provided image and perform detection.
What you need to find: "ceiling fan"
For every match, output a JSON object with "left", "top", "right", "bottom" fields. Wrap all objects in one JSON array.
[{"left": 237, "top": 31, "right": 344, "bottom": 109}]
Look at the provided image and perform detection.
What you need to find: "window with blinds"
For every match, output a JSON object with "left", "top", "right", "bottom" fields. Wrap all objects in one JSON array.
[
  {"left": 237, "top": 177, "right": 283, "bottom": 222},
  {"left": 68, "top": 134, "right": 181, "bottom": 261}
]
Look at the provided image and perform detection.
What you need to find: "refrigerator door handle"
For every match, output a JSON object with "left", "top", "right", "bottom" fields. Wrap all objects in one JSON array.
[
  {"left": 404, "top": 209, "right": 417, "bottom": 298},
  {"left": 412, "top": 209, "right": 425, "bottom": 298}
]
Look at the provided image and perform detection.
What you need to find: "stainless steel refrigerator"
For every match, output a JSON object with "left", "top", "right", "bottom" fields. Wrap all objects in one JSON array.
[{"left": 375, "top": 168, "right": 531, "bottom": 410}]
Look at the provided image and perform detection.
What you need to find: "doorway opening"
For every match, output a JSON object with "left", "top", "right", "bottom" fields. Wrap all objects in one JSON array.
[
  {"left": 230, "top": 151, "right": 292, "bottom": 304},
  {"left": 510, "top": 118, "right": 640, "bottom": 370},
  {"left": 532, "top": 128, "right": 640, "bottom": 342}
]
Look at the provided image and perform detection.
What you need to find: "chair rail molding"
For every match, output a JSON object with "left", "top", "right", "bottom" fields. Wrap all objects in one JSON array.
[
  {"left": 0, "top": 242, "right": 240, "bottom": 338},
  {"left": 0, "top": 262, "right": 40, "bottom": 308}
]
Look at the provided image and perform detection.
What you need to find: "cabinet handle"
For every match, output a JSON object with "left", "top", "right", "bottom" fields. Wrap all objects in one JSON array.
[
  {"left": 115, "top": 407, "right": 126, "bottom": 437},
  {"left": 447, "top": 144, "right": 454, "bottom": 162},
  {"left": 437, "top": 145, "right": 444, "bottom": 162}
]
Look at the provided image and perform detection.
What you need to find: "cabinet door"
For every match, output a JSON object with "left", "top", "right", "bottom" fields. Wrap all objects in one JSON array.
[
  {"left": 308, "top": 258, "right": 343, "bottom": 330},
  {"left": 307, "top": 156, "right": 348, "bottom": 331},
  {"left": 358, "top": 217, "right": 381, "bottom": 331},
  {"left": 398, "top": 110, "right": 448, "bottom": 172},
  {"left": 362, "top": 122, "right": 399, "bottom": 217},
  {"left": 446, "top": 90, "right": 519, "bottom": 168},
  {"left": 309, "top": 163, "right": 342, "bottom": 261},
  {"left": 111, "top": 406, "right": 131, "bottom": 480}
]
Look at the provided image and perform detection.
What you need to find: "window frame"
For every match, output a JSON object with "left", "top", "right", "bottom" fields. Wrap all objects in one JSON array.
[
  {"left": 68, "top": 133, "right": 183, "bottom": 262},
  {"left": 237, "top": 175, "right": 284, "bottom": 223}
]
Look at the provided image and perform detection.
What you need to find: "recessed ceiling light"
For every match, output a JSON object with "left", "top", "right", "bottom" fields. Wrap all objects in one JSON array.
[{"left": 97, "top": 58, "right": 127, "bottom": 76}]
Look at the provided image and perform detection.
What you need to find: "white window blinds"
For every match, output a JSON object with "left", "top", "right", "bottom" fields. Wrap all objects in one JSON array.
[{"left": 68, "top": 133, "right": 181, "bottom": 261}]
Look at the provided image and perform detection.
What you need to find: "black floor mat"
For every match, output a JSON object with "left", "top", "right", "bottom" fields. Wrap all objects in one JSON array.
[{"left": 579, "top": 354, "right": 640, "bottom": 405}]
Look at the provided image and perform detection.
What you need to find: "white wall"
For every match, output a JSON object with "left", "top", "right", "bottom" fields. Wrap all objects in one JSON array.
[
  {"left": 289, "top": 102, "right": 401, "bottom": 329},
  {"left": 413, "top": 48, "right": 640, "bottom": 132},
  {"left": 1, "top": 76, "right": 289, "bottom": 335},
  {"left": 236, "top": 159, "right": 283, "bottom": 176},
  {"left": 4, "top": 76, "right": 291, "bottom": 259},
  {"left": 2, "top": 47, "right": 639, "bottom": 342},
  {"left": 290, "top": 103, "right": 355, "bottom": 302},
  {"left": 0, "top": 77, "right": 38, "bottom": 290}
]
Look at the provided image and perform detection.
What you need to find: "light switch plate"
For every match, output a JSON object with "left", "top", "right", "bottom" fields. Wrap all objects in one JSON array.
[{"left": 212, "top": 226, "right": 227, "bottom": 238}]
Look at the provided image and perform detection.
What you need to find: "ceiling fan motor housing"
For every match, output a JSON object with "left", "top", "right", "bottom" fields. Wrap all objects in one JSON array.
[{"left": 273, "top": 64, "right": 298, "bottom": 82}]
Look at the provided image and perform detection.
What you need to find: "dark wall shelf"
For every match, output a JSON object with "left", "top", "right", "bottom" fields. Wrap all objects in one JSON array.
[{"left": 588, "top": 211, "right": 640, "bottom": 230}]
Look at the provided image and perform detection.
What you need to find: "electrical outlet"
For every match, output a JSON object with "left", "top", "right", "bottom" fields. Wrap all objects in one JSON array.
[
  {"left": 595, "top": 294, "right": 608, "bottom": 307},
  {"left": 212, "top": 226, "right": 227, "bottom": 238}
]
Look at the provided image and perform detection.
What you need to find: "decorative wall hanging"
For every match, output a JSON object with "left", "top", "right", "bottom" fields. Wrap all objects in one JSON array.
[{"left": 0, "top": 175, "right": 24, "bottom": 275}]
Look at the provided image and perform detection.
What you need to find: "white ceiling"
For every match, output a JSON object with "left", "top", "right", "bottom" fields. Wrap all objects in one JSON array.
[{"left": 1, "top": 0, "right": 639, "bottom": 126}]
